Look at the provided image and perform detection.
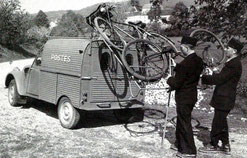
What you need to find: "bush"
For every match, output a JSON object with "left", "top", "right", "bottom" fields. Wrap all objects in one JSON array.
[
  {"left": 26, "top": 26, "right": 50, "bottom": 48},
  {"left": 50, "top": 10, "right": 87, "bottom": 37}
]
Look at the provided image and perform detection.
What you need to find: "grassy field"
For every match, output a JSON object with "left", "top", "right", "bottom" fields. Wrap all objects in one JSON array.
[{"left": 0, "top": 53, "right": 247, "bottom": 157}]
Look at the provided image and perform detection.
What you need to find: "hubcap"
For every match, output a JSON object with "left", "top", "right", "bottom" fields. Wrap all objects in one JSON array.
[{"left": 60, "top": 101, "right": 73, "bottom": 124}]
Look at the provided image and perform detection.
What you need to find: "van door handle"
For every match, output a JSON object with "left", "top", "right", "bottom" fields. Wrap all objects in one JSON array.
[{"left": 81, "top": 77, "right": 97, "bottom": 80}]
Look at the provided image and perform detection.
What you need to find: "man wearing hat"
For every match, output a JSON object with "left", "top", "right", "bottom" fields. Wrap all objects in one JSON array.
[
  {"left": 167, "top": 36, "right": 204, "bottom": 157},
  {"left": 198, "top": 38, "right": 243, "bottom": 154}
]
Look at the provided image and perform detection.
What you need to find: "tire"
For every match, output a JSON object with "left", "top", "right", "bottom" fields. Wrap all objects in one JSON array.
[
  {"left": 58, "top": 97, "right": 80, "bottom": 129},
  {"left": 170, "top": 116, "right": 200, "bottom": 128},
  {"left": 8, "top": 80, "right": 20, "bottom": 107},
  {"left": 94, "top": 17, "right": 136, "bottom": 51},
  {"left": 122, "top": 39, "right": 166, "bottom": 81},
  {"left": 94, "top": 17, "right": 124, "bottom": 51},
  {"left": 146, "top": 33, "right": 180, "bottom": 58},
  {"left": 124, "top": 121, "right": 158, "bottom": 135},
  {"left": 190, "top": 29, "right": 225, "bottom": 67}
]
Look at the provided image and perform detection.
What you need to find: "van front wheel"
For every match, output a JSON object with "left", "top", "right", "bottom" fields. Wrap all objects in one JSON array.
[
  {"left": 58, "top": 97, "right": 80, "bottom": 129},
  {"left": 8, "top": 79, "right": 20, "bottom": 107}
]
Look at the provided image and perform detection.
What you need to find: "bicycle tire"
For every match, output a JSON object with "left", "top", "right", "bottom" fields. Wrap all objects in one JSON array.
[
  {"left": 122, "top": 39, "right": 167, "bottom": 81},
  {"left": 190, "top": 29, "right": 225, "bottom": 67},
  {"left": 124, "top": 121, "right": 158, "bottom": 135},
  {"left": 94, "top": 17, "right": 135, "bottom": 51},
  {"left": 170, "top": 116, "right": 200, "bottom": 128},
  {"left": 146, "top": 33, "right": 180, "bottom": 58}
]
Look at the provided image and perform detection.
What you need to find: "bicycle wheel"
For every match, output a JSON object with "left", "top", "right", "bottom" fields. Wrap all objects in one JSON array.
[
  {"left": 122, "top": 39, "right": 167, "bottom": 81},
  {"left": 124, "top": 121, "right": 158, "bottom": 135},
  {"left": 94, "top": 17, "right": 135, "bottom": 51},
  {"left": 145, "top": 33, "right": 181, "bottom": 58},
  {"left": 190, "top": 29, "right": 225, "bottom": 67},
  {"left": 170, "top": 116, "right": 200, "bottom": 128}
]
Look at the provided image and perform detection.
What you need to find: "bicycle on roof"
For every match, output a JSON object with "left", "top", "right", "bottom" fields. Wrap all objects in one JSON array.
[
  {"left": 86, "top": 3, "right": 182, "bottom": 82},
  {"left": 86, "top": 3, "right": 227, "bottom": 82}
]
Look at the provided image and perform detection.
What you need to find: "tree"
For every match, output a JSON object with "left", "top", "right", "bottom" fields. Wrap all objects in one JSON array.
[
  {"left": 130, "top": 0, "right": 142, "bottom": 12},
  {"left": 34, "top": 10, "right": 50, "bottom": 28},
  {"left": 147, "top": 0, "right": 163, "bottom": 22},
  {"left": 50, "top": 10, "right": 87, "bottom": 37},
  {"left": 0, "top": 0, "right": 32, "bottom": 45},
  {"left": 190, "top": 0, "right": 247, "bottom": 39},
  {"left": 169, "top": 2, "right": 189, "bottom": 31}
]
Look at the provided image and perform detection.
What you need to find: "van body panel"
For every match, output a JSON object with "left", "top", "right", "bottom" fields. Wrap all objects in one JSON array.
[
  {"left": 57, "top": 75, "right": 81, "bottom": 108},
  {"left": 41, "top": 39, "right": 90, "bottom": 75},
  {"left": 39, "top": 71, "right": 57, "bottom": 104},
  {"left": 7, "top": 38, "right": 144, "bottom": 111}
]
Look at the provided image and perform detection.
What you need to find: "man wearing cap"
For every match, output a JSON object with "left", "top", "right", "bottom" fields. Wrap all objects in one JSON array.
[
  {"left": 167, "top": 36, "right": 204, "bottom": 157},
  {"left": 198, "top": 38, "right": 243, "bottom": 155}
]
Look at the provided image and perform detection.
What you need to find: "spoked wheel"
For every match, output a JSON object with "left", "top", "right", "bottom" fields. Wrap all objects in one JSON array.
[
  {"left": 124, "top": 121, "right": 158, "bottom": 135},
  {"left": 145, "top": 33, "right": 181, "bottom": 59},
  {"left": 58, "top": 97, "right": 80, "bottom": 129},
  {"left": 170, "top": 116, "right": 200, "bottom": 128},
  {"left": 94, "top": 17, "right": 135, "bottom": 51},
  {"left": 122, "top": 39, "right": 167, "bottom": 81},
  {"left": 190, "top": 29, "right": 225, "bottom": 67}
]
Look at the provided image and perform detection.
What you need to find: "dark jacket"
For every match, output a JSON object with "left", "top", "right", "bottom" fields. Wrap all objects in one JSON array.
[
  {"left": 202, "top": 56, "right": 242, "bottom": 111},
  {"left": 167, "top": 53, "right": 204, "bottom": 105}
]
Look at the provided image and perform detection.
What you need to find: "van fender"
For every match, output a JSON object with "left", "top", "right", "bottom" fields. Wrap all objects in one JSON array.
[
  {"left": 5, "top": 71, "right": 27, "bottom": 96},
  {"left": 56, "top": 95, "right": 80, "bottom": 109}
]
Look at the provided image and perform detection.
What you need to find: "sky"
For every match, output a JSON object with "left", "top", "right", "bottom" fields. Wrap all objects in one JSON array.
[{"left": 19, "top": 0, "right": 127, "bottom": 14}]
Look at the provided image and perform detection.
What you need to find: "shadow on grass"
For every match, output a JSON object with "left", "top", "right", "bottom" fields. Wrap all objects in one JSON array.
[{"left": 21, "top": 99, "right": 144, "bottom": 129}]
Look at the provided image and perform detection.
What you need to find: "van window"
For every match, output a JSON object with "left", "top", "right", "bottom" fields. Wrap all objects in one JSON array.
[{"left": 100, "top": 52, "right": 111, "bottom": 71}]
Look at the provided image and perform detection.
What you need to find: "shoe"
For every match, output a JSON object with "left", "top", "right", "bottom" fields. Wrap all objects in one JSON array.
[
  {"left": 175, "top": 152, "right": 196, "bottom": 158},
  {"left": 170, "top": 144, "right": 178, "bottom": 151},
  {"left": 220, "top": 144, "right": 231, "bottom": 155},
  {"left": 198, "top": 144, "right": 220, "bottom": 153}
]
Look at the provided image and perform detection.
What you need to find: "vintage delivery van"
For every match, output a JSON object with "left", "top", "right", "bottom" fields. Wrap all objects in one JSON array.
[{"left": 5, "top": 38, "right": 144, "bottom": 129}]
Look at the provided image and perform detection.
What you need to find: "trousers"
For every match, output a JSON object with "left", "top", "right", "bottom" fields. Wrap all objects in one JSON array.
[
  {"left": 210, "top": 108, "right": 230, "bottom": 146},
  {"left": 175, "top": 104, "right": 197, "bottom": 154}
]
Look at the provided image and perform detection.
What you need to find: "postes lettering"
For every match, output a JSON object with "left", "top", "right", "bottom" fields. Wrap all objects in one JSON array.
[{"left": 51, "top": 54, "right": 71, "bottom": 63}]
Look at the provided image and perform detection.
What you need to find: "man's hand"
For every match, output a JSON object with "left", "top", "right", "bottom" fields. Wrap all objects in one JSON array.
[
  {"left": 170, "top": 58, "right": 176, "bottom": 67},
  {"left": 212, "top": 66, "right": 220, "bottom": 73},
  {"left": 204, "top": 67, "right": 213, "bottom": 75}
]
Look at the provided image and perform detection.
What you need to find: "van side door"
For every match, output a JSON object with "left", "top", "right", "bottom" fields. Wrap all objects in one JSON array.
[{"left": 26, "top": 57, "right": 41, "bottom": 96}]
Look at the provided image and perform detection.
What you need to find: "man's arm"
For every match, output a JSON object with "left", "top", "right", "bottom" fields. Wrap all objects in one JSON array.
[
  {"left": 202, "top": 66, "right": 235, "bottom": 85},
  {"left": 167, "top": 65, "right": 187, "bottom": 91}
]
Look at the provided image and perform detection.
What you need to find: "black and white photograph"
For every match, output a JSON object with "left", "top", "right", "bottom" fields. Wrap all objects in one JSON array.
[{"left": 0, "top": 0, "right": 247, "bottom": 157}]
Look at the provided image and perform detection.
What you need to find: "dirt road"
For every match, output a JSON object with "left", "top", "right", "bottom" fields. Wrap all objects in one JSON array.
[{"left": 0, "top": 59, "right": 247, "bottom": 158}]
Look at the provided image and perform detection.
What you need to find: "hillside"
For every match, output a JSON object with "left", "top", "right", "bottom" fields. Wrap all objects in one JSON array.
[
  {"left": 139, "top": 0, "right": 195, "bottom": 8},
  {"left": 43, "top": 0, "right": 195, "bottom": 22},
  {"left": 0, "top": 44, "right": 37, "bottom": 63},
  {"left": 45, "top": 2, "right": 126, "bottom": 22}
]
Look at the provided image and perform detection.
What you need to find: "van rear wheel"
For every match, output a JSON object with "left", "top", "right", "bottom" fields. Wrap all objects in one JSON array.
[
  {"left": 8, "top": 79, "right": 20, "bottom": 107},
  {"left": 58, "top": 97, "right": 80, "bottom": 129}
]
